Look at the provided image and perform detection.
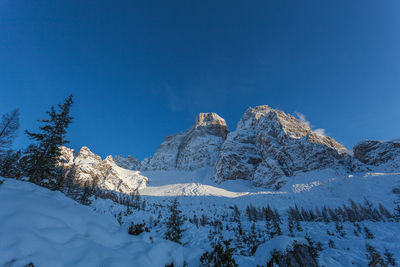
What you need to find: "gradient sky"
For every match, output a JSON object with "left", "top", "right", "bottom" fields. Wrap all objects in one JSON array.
[{"left": 1, "top": 0, "right": 399, "bottom": 159}]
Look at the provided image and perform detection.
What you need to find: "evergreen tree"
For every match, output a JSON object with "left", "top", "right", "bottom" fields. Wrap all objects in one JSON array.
[
  {"left": 247, "top": 223, "right": 262, "bottom": 255},
  {"left": 21, "top": 95, "right": 73, "bottom": 189},
  {"left": 165, "top": 198, "right": 185, "bottom": 244},
  {"left": 0, "top": 109, "right": 20, "bottom": 153},
  {"left": 0, "top": 109, "right": 21, "bottom": 177},
  {"left": 200, "top": 240, "right": 238, "bottom": 267},
  {"left": 0, "top": 149, "right": 22, "bottom": 178}
]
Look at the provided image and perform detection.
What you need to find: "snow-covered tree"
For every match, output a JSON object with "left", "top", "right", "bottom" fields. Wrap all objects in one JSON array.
[
  {"left": 0, "top": 109, "right": 20, "bottom": 154},
  {"left": 164, "top": 198, "right": 185, "bottom": 244}
]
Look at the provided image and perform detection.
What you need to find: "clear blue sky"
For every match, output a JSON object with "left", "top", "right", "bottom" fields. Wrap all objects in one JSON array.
[{"left": 1, "top": 0, "right": 399, "bottom": 159}]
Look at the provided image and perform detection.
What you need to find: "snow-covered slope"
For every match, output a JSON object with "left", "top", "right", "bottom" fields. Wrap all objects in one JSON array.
[
  {"left": 59, "top": 146, "right": 148, "bottom": 194},
  {"left": 0, "top": 178, "right": 201, "bottom": 267},
  {"left": 141, "top": 113, "right": 229, "bottom": 171},
  {"left": 214, "top": 105, "right": 351, "bottom": 189},
  {"left": 354, "top": 139, "right": 400, "bottom": 171}
]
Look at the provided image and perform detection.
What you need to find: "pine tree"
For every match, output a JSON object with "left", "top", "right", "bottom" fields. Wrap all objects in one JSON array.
[
  {"left": 165, "top": 198, "right": 185, "bottom": 244},
  {"left": 22, "top": 95, "right": 73, "bottom": 189},
  {"left": 0, "top": 109, "right": 20, "bottom": 154},
  {"left": 200, "top": 240, "right": 238, "bottom": 267},
  {"left": 0, "top": 149, "right": 22, "bottom": 178}
]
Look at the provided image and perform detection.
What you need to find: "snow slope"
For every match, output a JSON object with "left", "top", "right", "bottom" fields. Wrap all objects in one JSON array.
[
  {"left": 139, "top": 168, "right": 400, "bottom": 211},
  {"left": 0, "top": 178, "right": 201, "bottom": 267}
]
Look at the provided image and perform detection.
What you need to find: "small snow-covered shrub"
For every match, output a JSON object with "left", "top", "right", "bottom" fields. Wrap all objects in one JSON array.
[
  {"left": 128, "top": 222, "right": 149, "bottom": 236},
  {"left": 264, "top": 242, "right": 319, "bottom": 267}
]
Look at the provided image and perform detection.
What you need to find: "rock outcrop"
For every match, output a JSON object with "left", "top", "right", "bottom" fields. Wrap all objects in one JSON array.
[
  {"left": 59, "top": 146, "right": 148, "bottom": 194},
  {"left": 114, "top": 155, "right": 141, "bottom": 170},
  {"left": 141, "top": 113, "right": 229, "bottom": 171},
  {"left": 214, "top": 105, "right": 350, "bottom": 189},
  {"left": 353, "top": 139, "right": 400, "bottom": 170}
]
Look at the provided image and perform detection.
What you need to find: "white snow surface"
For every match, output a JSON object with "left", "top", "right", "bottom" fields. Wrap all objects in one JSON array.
[
  {"left": 0, "top": 178, "right": 201, "bottom": 267},
  {"left": 1, "top": 167, "right": 400, "bottom": 266}
]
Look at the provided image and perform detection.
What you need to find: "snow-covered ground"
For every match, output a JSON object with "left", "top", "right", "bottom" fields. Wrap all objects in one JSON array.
[
  {"left": 0, "top": 178, "right": 201, "bottom": 267},
  {"left": 1, "top": 168, "right": 400, "bottom": 266},
  {"left": 139, "top": 168, "right": 400, "bottom": 211}
]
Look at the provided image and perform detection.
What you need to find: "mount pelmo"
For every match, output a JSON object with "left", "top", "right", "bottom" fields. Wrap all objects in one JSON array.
[{"left": 60, "top": 105, "right": 400, "bottom": 192}]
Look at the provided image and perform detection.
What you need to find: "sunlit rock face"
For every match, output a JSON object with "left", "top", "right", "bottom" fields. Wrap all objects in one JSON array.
[
  {"left": 353, "top": 139, "right": 400, "bottom": 171},
  {"left": 59, "top": 146, "right": 148, "bottom": 194},
  {"left": 214, "top": 105, "right": 350, "bottom": 189},
  {"left": 141, "top": 113, "right": 229, "bottom": 171}
]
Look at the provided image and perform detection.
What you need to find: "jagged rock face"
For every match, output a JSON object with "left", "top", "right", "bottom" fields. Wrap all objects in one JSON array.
[
  {"left": 214, "top": 105, "right": 350, "bottom": 189},
  {"left": 114, "top": 155, "right": 141, "bottom": 170},
  {"left": 141, "top": 113, "right": 229, "bottom": 171},
  {"left": 353, "top": 139, "right": 400, "bottom": 170},
  {"left": 59, "top": 146, "right": 148, "bottom": 194}
]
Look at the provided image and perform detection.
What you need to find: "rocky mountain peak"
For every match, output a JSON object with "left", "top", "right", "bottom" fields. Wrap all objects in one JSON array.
[
  {"left": 214, "top": 105, "right": 350, "bottom": 189},
  {"left": 75, "top": 146, "right": 101, "bottom": 162},
  {"left": 59, "top": 146, "right": 147, "bottom": 194},
  {"left": 194, "top": 112, "right": 227, "bottom": 127},
  {"left": 141, "top": 112, "right": 229, "bottom": 171}
]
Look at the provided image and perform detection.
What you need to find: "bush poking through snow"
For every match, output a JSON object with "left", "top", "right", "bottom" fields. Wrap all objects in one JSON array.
[
  {"left": 200, "top": 240, "right": 238, "bottom": 267},
  {"left": 263, "top": 241, "right": 319, "bottom": 267},
  {"left": 128, "top": 222, "right": 149, "bottom": 236},
  {"left": 365, "top": 243, "right": 386, "bottom": 267}
]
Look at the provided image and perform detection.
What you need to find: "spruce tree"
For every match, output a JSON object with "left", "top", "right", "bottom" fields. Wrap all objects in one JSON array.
[
  {"left": 22, "top": 95, "right": 73, "bottom": 189},
  {"left": 165, "top": 198, "right": 185, "bottom": 244},
  {"left": 0, "top": 109, "right": 20, "bottom": 153}
]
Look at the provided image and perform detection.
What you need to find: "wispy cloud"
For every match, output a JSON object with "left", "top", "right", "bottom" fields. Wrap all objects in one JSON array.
[
  {"left": 314, "top": 128, "right": 326, "bottom": 136},
  {"left": 295, "top": 112, "right": 326, "bottom": 136},
  {"left": 294, "top": 112, "right": 311, "bottom": 128}
]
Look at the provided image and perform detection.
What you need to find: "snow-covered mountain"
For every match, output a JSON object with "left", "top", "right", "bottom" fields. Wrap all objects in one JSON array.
[
  {"left": 59, "top": 146, "right": 148, "bottom": 194},
  {"left": 353, "top": 139, "right": 400, "bottom": 171},
  {"left": 214, "top": 105, "right": 351, "bottom": 189},
  {"left": 2, "top": 105, "right": 400, "bottom": 267},
  {"left": 141, "top": 112, "right": 229, "bottom": 171},
  {"left": 139, "top": 105, "right": 399, "bottom": 190}
]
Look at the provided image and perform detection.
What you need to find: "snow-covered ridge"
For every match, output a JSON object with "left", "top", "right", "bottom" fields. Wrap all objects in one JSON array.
[{"left": 59, "top": 146, "right": 148, "bottom": 194}]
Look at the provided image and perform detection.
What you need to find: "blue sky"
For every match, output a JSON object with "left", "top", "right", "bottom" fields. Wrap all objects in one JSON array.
[{"left": 1, "top": 0, "right": 399, "bottom": 159}]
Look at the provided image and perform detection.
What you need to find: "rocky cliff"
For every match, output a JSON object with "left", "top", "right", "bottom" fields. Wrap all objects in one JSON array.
[
  {"left": 141, "top": 113, "right": 229, "bottom": 171},
  {"left": 59, "top": 146, "right": 148, "bottom": 194},
  {"left": 214, "top": 105, "right": 350, "bottom": 189},
  {"left": 353, "top": 139, "right": 400, "bottom": 171},
  {"left": 114, "top": 155, "right": 141, "bottom": 170}
]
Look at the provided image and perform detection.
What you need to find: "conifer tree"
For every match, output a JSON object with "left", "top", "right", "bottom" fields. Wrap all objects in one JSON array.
[
  {"left": 200, "top": 240, "right": 238, "bottom": 267},
  {"left": 165, "top": 198, "right": 185, "bottom": 244},
  {"left": 22, "top": 95, "right": 73, "bottom": 189},
  {"left": 0, "top": 109, "right": 20, "bottom": 153}
]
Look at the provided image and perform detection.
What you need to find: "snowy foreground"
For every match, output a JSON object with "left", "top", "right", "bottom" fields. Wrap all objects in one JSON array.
[
  {"left": 1, "top": 169, "right": 400, "bottom": 266},
  {"left": 0, "top": 178, "right": 201, "bottom": 267}
]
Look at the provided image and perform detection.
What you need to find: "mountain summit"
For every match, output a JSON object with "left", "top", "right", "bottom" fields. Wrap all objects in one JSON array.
[
  {"left": 213, "top": 105, "right": 350, "bottom": 189},
  {"left": 141, "top": 112, "right": 229, "bottom": 171}
]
